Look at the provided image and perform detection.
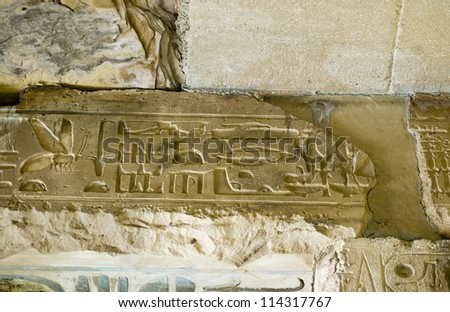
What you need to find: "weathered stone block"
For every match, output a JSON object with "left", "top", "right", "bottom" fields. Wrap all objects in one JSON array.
[
  {"left": 410, "top": 94, "right": 450, "bottom": 237},
  {"left": 0, "top": 1, "right": 184, "bottom": 92},
  {"left": 0, "top": 88, "right": 449, "bottom": 292},
  {"left": 180, "top": 0, "right": 401, "bottom": 94},
  {"left": 264, "top": 94, "right": 440, "bottom": 240}
]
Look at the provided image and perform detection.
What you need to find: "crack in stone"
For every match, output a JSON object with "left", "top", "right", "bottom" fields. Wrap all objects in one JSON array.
[{"left": 388, "top": 0, "right": 406, "bottom": 94}]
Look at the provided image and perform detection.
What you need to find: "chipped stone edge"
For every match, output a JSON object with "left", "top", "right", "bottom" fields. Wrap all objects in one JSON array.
[
  {"left": 312, "top": 240, "right": 344, "bottom": 292},
  {"left": 406, "top": 98, "right": 447, "bottom": 238},
  {"left": 176, "top": 0, "right": 190, "bottom": 81}
]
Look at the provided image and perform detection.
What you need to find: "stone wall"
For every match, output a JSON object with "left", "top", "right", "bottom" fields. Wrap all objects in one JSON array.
[{"left": 0, "top": 0, "right": 449, "bottom": 292}]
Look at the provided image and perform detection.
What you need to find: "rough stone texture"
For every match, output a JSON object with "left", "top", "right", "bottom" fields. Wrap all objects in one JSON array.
[
  {"left": 0, "top": 88, "right": 449, "bottom": 293},
  {"left": 390, "top": 0, "right": 450, "bottom": 94},
  {"left": 410, "top": 94, "right": 450, "bottom": 237},
  {"left": 0, "top": 1, "right": 184, "bottom": 92},
  {"left": 180, "top": 0, "right": 401, "bottom": 94},
  {"left": 0, "top": 208, "right": 337, "bottom": 266}
]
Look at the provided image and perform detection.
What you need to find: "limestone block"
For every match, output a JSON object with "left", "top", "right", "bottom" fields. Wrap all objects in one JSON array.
[
  {"left": 339, "top": 239, "right": 450, "bottom": 291},
  {"left": 0, "top": 1, "right": 184, "bottom": 92},
  {"left": 0, "top": 250, "right": 312, "bottom": 291},
  {"left": 391, "top": 0, "right": 450, "bottom": 94},
  {"left": 180, "top": 0, "right": 401, "bottom": 94}
]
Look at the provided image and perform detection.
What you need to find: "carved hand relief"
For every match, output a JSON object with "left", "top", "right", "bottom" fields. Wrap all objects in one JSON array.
[
  {"left": 410, "top": 94, "right": 450, "bottom": 237},
  {"left": 0, "top": 88, "right": 376, "bottom": 234}
]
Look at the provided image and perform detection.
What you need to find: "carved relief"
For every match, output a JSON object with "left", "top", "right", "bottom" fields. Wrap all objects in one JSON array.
[
  {"left": 340, "top": 240, "right": 450, "bottom": 292},
  {"left": 410, "top": 94, "right": 450, "bottom": 237},
  {"left": 0, "top": 89, "right": 377, "bottom": 233},
  {"left": 0, "top": 250, "right": 311, "bottom": 292},
  {"left": 20, "top": 118, "right": 89, "bottom": 173},
  {"left": 112, "top": 0, "right": 185, "bottom": 89}
]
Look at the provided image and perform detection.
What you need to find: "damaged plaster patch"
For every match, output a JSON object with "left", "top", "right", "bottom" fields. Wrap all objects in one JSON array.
[
  {"left": 0, "top": 208, "right": 348, "bottom": 266},
  {"left": 264, "top": 94, "right": 440, "bottom": 240},
  {"left": 313, "top": 240, "right": 344, "bottom": 291}
]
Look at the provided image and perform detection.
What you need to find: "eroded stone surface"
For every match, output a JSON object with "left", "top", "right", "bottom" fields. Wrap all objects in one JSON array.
[
  {"left": 0, "top": 88, "right": 373, "bottom": 224},
  {"left": 339, "top": 239, "right": 450, "bottom": 291},
  {"left": 410, "top": 94, "right": 450, "bottom": 238},
  {"left": 0, "top": 1, "right": 184, "bottom": 92}
]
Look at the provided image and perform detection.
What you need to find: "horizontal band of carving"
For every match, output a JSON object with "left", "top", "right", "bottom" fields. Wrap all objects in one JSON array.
[{"left": 0, "top": 88, "right": 375, "bottom": 234}]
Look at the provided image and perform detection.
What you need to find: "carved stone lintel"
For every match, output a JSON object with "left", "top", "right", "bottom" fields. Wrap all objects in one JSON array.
[{"left": 0, "top": 88, "right": 374, "bottom": 235}]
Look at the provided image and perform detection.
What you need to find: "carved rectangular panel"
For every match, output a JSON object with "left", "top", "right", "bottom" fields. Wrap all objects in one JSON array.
[
  {"left": 0, "top": 88, "right": 375, "bottom": 232},
  {"left": 339, "top": 239, "right": 450, "bottom": 292},
  {"left": 0, "top": 250, "right": 311, "bottom": 292},
  {"left": 410, "top": 94, "right": 450, "bottom": 236}
]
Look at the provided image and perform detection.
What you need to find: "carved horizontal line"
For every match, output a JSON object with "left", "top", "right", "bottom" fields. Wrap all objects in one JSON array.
[
  {"left": 0, "top": 266, "right": 307, "bottom": 275},
  {"left": 411, "top": 117, "right": 449, "bottom": 121},
  {"left": 391, "top": 253, "right": 450, "bottom": 256},
  {"left": 0, "top": 195, "right": 364, "bottom": 207},
  {"left": 15, "top": 109, "right": 291, "bottom": 120}
]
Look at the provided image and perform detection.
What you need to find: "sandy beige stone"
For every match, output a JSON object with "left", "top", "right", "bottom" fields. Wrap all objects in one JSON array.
[
  {"left": 1, "top": 88, "right": 367, "bottom": 263},
  {"left": 390, "top": 0, "right": 450, "bottom": 94},
  {"left": 339, "top": 239, "right": 450, "bottom": 291},
  {"left": 409, "top": 94, "right": 450, "bottom": 237},
  {"left": 180, "top": 0, "right": 401, "bottom": 94},
  {"left": 0, "top": 88, "right": 449, "bottom": 292},
  {"left": 264, "top": 94, "right": 440, "bottom": 240}
]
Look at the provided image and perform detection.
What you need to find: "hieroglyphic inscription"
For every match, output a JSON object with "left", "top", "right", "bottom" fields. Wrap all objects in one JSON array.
[
  {"left": 340, "top": 240, "right": 450, "bottom": 292},
  {"left": 413, "top": 126, "right": 450, "bottom": 198},
  {"left": 0, "top": 89, "right": 375, "bottom": 230},
  {"left": 410, "top": 94, "right": 450, "bottom": 236},
  {"left": 0, "top": 251, "right": 311, "bottom": 292}
]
